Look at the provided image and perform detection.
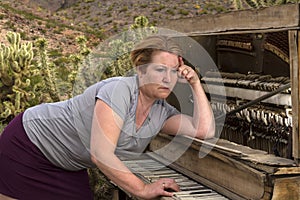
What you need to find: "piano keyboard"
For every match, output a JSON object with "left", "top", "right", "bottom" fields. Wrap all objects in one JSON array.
[{"left": 123, "top": 156, "right": 229, "bottom": 200}]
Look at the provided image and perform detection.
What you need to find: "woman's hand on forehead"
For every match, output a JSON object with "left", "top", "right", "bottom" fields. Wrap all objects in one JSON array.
[{"left": 177, "top": 57, "right": 200, "bottom": 86}]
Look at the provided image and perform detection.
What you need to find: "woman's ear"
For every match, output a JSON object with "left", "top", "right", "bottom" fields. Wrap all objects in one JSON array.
[
  {"left": 136, "top": 66, "right": 143, "bottom": 76},
  {"left": 136, "top": 64, "right": 147, "bottom": 75}
]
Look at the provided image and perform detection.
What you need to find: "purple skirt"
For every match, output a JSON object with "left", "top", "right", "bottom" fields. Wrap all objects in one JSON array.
[{"left": 0, "top": 112, "right": 93, "bottom": 200}]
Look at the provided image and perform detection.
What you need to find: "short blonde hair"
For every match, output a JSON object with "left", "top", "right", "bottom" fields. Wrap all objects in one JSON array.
[{"left": 130, "top": 35, "right": 183, "bottom": 68}]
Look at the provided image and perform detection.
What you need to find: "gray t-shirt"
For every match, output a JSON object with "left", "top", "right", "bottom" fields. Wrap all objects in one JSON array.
[{"left": 23, "top": 75, "right": 179, "bottom": 171}]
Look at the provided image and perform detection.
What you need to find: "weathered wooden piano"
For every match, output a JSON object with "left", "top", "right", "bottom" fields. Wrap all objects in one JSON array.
[{"left": 113, "top": 3, "right": 300, "bottom": 200}]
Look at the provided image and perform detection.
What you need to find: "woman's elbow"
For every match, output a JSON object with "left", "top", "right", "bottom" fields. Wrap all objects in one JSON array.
[
  {"left": 91, "top": 153, "right": 98, "bottom": 165},
  {"left": 90, "top": 150, "right": 110, "bottom": 166},
  {"left": 196, "top": 123, "right": 215, "bottom": 139}
]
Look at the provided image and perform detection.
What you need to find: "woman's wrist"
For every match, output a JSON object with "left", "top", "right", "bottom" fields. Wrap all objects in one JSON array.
[
  {"left": 135, "top": 182, "right": 147, "bottom": 199},
  {"left": 189, "top": 79, "right": 201, "bottom": 90}
]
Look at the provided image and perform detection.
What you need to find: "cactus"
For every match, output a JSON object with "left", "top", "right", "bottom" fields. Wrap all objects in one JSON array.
[
  {"left": 68, "top": 35, "right": 92, "bottom": 97},
  {"left": 231, "top": 0, "right": 299, "bottom": 10},
  {"left": 35, "top": 38, "right": 60, "bottom": 102},
  {"left": 245, "top": 0, "right": 261, "bottom": 8},
  {"left": 0, "top": 32, "right": 65, "bottom": 123},
  {"left": 0, "top": 32, "right": 37, "bottom": 120},
  {"left": 71, "top": 16, "right": 157, "bottom": 98},
  {"left": 100, "top": 16, "right": 157, "bottom": 80},
  {"left": 231, "top": 0, "right": 244, "bottom": 9},
  {"left": 129, "top": 16, "right": 157, "bottom": 42}
]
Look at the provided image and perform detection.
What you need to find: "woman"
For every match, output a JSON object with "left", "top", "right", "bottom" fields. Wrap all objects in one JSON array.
[{"left": 0, "top": 35, "right": 215, "bottom": 200}]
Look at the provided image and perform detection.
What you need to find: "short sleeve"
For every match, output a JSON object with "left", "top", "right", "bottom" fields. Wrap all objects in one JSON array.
[
  {"left": 165, "top": 102, "right": 180, "bottom": 119},
  {"left": 96, "top": 80, "right": 133, "bottom": 120}
]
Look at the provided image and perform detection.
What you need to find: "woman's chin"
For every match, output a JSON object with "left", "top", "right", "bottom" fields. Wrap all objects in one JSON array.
[{"left": 157, "top": 92, "right": 171, "bottom": 99}]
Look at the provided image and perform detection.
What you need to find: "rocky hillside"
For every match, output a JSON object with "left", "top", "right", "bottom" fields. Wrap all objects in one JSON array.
[
  {"left": 0, "top": 0, "right": 298, "bottom": 54},
  {"left": 0, "top": 1, "right": 103, "bottom": 56},
  {"left": 0, "top": 0, "right": 233, "bottom": 40}
]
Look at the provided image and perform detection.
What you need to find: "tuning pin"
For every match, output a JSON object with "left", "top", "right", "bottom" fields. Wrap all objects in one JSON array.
[
  {"left": 211, "top": 103, "right": 215, "bottom": 110},
  {"left": 275, "top": 114, "right": 279, "bottom": 124},
  {"left": 245, "top": 110, "right": 251, "bottom": 123},
  {"left": 251, "top": 110, "right": 256, "bottom": 120},
  {"left": 285, "top": 108, "right": 292, "bottom": 118},
  {"left": 278, "top": 115, "right": 283, "bottom": 126},
  {"left": 284, "top": 118, "right": 289, "bottom": 127},
  {"left": 248, "top": 126, "right": 255, "bottom": 141},
  {"left": 239, "top": 110, "right": 245, "bottom": 119},
  {"left": 268, "top": 112, "right": 274, "bottom": 124},
  {"left": 226, "top": 104, "right": 232, "bottom": 112},
  {"left": 256, "top": 109, "right": 261, "bottom": 121},
  {"left": 222, "top": 103, "right": 227, "bottom": 113},
  {"left": 217, "top": 103, "right": 222, "bottom": 112},
  {"left": 261, "top": 110, "right": 268, "bottom": 126}
]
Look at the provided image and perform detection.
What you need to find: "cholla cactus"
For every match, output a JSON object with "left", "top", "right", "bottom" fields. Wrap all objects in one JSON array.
[
  {"left": 101, "top": 16, "right": 157, "bottom": 80},
  {"left": 0, "top": 32, "right": 36, "bottom": 120},
  {"left": 67, "top": 35, "right": 92, "bottom": 97},
  {"left": 35, "top": 38, "right": 60, "bottom": 102},
  {"left": 231, "top": 0, "right": 299, "bottom": 10},
  {"left": 0, "top": 32, "right": 63, "bottom": 122},
  {"left": 129, "top": 16, "right": 157, "bottom": 42},
  {"left": 76, "top": 35, "right": 91, "bottom": 57},
  {"left": 71, "top": 16, "right": 157, "bottom": 98},
  {"left": 232, "top": 0, "right": 244, "bottom": 9},
  {"left": 100, "top": 38, "right": 135, "bottom": 80}
]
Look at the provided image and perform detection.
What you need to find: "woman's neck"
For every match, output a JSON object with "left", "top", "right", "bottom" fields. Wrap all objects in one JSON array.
[
  {"left": 135, "top": 90, "right": 154, "bottom": 130},
  {"left": 138, "top": 90, "right": 155, "bottom": 110}
]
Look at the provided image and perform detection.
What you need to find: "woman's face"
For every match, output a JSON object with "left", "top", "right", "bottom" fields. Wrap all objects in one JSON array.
[{"left": 138, "top": 51, "right": 179, "bottom": 99}]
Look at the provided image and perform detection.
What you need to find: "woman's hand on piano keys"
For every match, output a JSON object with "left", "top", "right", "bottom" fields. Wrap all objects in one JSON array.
[{"left": 140, "top": 178, "right": 180, "bottom": 199}]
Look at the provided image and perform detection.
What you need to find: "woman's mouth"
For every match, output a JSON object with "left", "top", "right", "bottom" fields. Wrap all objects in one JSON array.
[{"left": 158, "top": 86, "right": 170, "bottom": 91}]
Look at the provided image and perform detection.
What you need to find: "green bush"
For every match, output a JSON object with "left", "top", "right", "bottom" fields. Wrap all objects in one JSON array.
[{"left": 0, "top": 32, "right": 58, "bottom": 122}]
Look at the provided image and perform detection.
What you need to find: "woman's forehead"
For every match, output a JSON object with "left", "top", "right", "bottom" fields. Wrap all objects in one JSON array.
[
  {"left": 151, "top": 51, "right": 178, "bottom": 64},
  {"left": 150, "top": 63, "right": 180, "bottom": 69}
]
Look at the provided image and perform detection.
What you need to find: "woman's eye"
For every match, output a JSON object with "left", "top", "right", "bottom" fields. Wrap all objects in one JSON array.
[
  {"left": 171, "top": 69, "right": 177, "bottom": 74},
  {"left": 156, "top": 68, "right": 165, "bottom": 72}
]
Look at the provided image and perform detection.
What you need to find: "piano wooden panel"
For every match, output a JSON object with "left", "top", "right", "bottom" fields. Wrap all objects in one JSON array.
[
  {"left": 149, "top": 134, "right": 298, "bottom": 200},
  {"left": 289, "top": 30, "right": 300, "bottom": 161}
]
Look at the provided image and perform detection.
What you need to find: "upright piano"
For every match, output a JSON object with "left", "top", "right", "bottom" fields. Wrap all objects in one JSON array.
[{"left": 137, "top": 3, "right": 300, "bottom": 200}]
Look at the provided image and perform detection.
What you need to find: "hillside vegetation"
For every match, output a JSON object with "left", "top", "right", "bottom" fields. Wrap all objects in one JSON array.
[
  {"left": 0, "top": 0, "right": 299, "bottom": 199},
  {"left": 1, "top": 0, "right": 232, "bottom": 36},
  {"left": 1, "top": 0, "right": 298, "bottom": 49},
  {"left": 0, "top": 0, "right": 297, "bottom": 52}
]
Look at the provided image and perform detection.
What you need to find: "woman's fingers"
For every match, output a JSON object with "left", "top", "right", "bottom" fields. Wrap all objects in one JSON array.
[
  {"left": 162, "top": 179, "right": 180, "bottom": 192},
  {"left": 178, "top": 56, "right": 184, "bottom": 66},
  {"left": 141, "top": 178, "right": 179, "bottom": 199},
  {"left": 177, "top": 65, "right": 199, "bottom": 85}
]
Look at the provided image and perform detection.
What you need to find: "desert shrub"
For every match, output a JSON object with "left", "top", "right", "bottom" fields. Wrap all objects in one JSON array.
[{"left": 0, "top": 32, "right": 59, "bottom": 123}]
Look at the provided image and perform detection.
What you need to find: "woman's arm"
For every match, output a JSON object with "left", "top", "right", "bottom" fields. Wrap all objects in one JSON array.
[
  {"left": 161, "top": 61, "right": 215, "bottom": 139},
  {"left": 90, "top": 100, "right": 179, "bottom": 199}
]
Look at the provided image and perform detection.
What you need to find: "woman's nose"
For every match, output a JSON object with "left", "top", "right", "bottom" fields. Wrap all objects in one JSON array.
[{"left": 162, "top": 71, "right": 171, "bottom": 83}]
